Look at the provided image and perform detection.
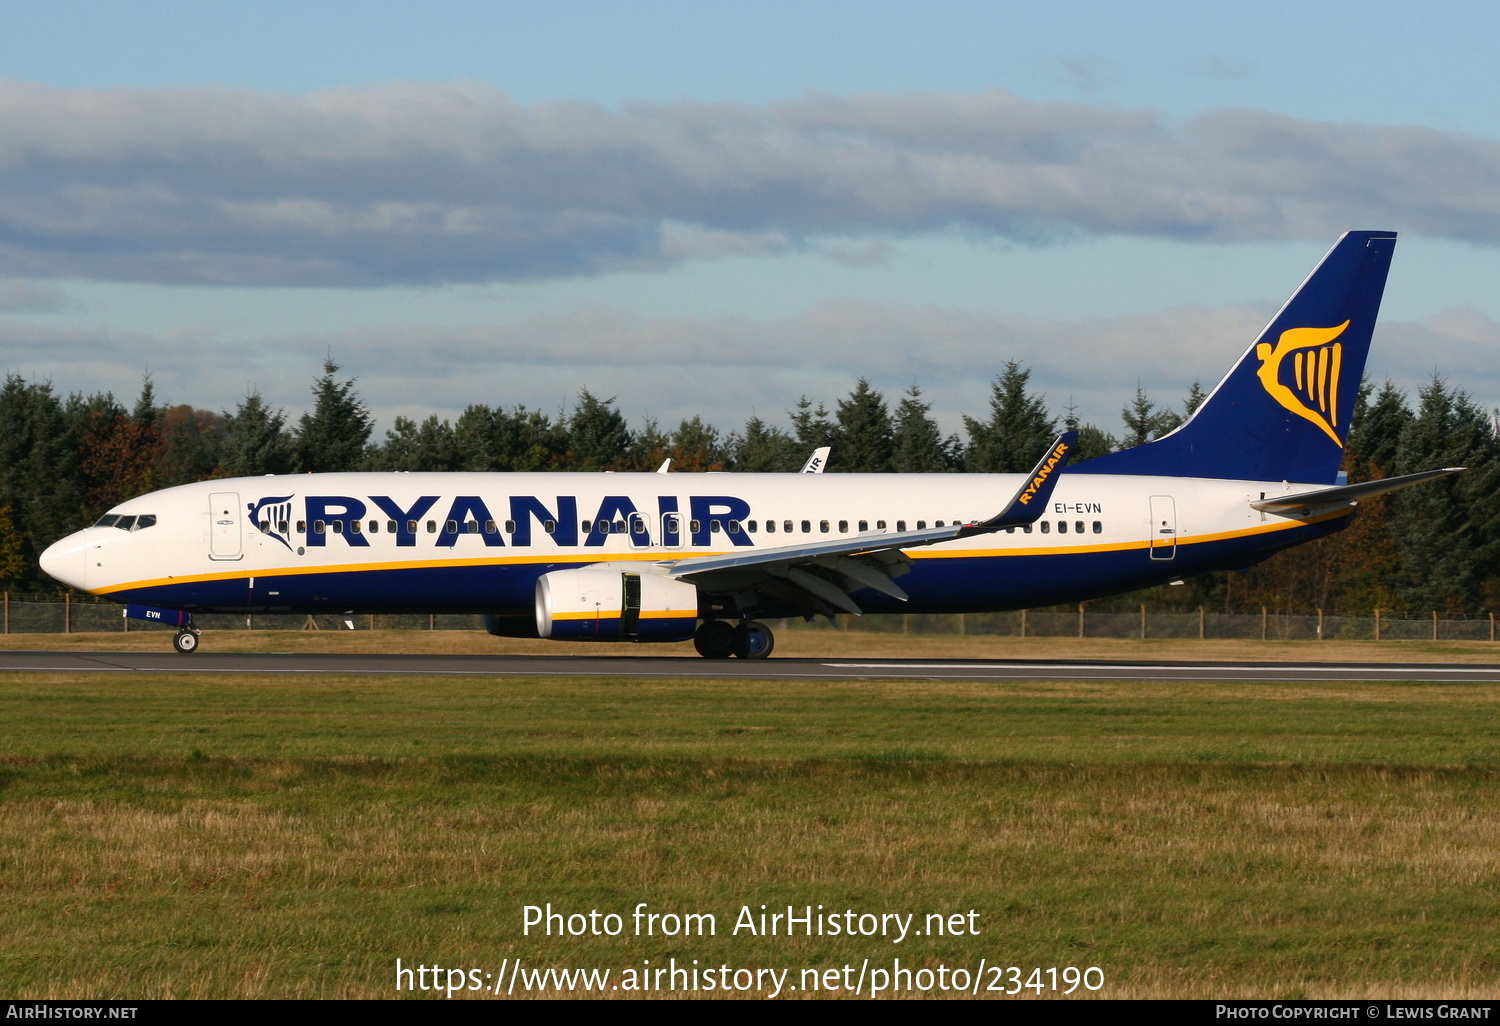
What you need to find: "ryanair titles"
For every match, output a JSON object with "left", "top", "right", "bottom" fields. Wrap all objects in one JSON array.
[
  {"left": 249, "top": 493, "right": 755, "bottom": 550},
  {"left": 1015, "top": 439, "right": 1071, "bottom": 506}
]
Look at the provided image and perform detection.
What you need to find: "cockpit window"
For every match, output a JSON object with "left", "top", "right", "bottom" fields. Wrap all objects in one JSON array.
[{"left": 94, "top": 513, "right": 156, "bottom": 531}]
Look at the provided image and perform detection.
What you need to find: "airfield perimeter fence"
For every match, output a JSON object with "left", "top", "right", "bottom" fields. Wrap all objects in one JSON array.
[{"left": 4, "top": 593, "right": 1499, "bottom": 642}]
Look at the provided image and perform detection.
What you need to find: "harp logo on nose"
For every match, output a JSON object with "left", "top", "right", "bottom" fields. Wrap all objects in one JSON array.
[{"left": 1255, "top": 320, "right": 1349, "bottom": 447}]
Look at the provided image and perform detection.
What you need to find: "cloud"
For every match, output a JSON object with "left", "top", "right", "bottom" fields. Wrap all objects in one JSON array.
[
  {"left": 0, "top": 81, "right": 1497, "bottom": 287},
  {"left": 0, "top": 279, "right": 67, "bottom": 312},
  {"left": 1, "top": 299, "right": 1474, "bottom": 441}
]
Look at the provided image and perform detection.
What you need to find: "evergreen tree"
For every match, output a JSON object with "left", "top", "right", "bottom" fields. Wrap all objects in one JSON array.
[
  {"left": 0, "top": 377, "right": 81, "bottom": 585},
  {"left": 372, "top": 415, "right": 460, "bottom": 471},
  {"left": 1062, "top": 400, "right": 1116, "bottom": 465},
  {"left": 1346, "top": 380, "right": 1412, "bottom": 480},
  {"left": 730, "top": 416, "right": 800, "bottom": 472},
  {"left": 155, "top": 405, "right": 220, "bottom": 487},
  {"left": 294, "top": 359, "right": 373, "bottom": 473},
  {"left": 668, "top": 416, "right": 726, "bottom": 472},
  {"left": 963, "top": 361, "right": 1057, "bottom": 472},
  {"left": 219, "top": 392, "right": 295, "bottom": 477},
  {"left": 494, "top": 406, "right": 568, "bottom": 471},
  {"left": 451, "top": 405, "right": 499, "bottom": 471},
  {"left": 1120, "top": 385, "right": 1181, "bottom": 448},
  {"left": 1386, "top": 377, "right": 1500, "bottom": 612},
  {"left": 789, "top": 396, "right": 834, "bottom": 453},
  {"left": 832, "top": 379, "right": 894, "bottom": 472},
  {"left": 891, "top": 385, "right": 953, "bottom": 472},
  {"left": 565, "top": 389, "right": 631, "bottom": 471},
  {"left": 1183, "top": 380, "right": 1208, "bottom": 418},
  {"left": 626, "top": 417, "right": 671, "bottom": 471}
]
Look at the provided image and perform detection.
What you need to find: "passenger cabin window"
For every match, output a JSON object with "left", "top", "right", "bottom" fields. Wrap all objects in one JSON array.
[
  {"left": 876, "top": 520, "right": 886, "bottom": 530},
  {"left": 728, "top": 520, "right": 741, "bottom": 534},
  {"left": 1076, "top": 521, "right": 1085, "bottom": 534},
  {"left": 387, "top": 520, "right": 397, "bottom": 534},
  {"left": 783, "top": 520, "right": 793, "bottom": 533},
  {"left": 426, "top": 520, "right": 436, "bottom": 534},
  {"left": 710, "top": 521, "right": 721, "bottom": 533},
  {"left": 1092, "top": 521, "right": 1102, "bottom": 534},
  {"left": 839, "top": 520, "right": 848, "bottom": 532},
  {"left": 690, "top": 519, "right": 701, "bottom": 533},
  {"left": 349, "top": 520, "right": 361, "bottom": 535},
  {"left": 858, "top": 520, "right": 868, "bottom": 532},
  {"left": 819, "top": 520, "right": 829, "bottom": 533},
  {"left": 916, "top": 521, "right": 926, "bottom": 530},
  {"left": 1039, "top": 521, "right": 1050, "bottom": 534},
  {"left": 297, "top": 520, "right": 307, "bottom": 533},
  {"left": 367, "top": 520, "right": 379, "bottom": 534},
  {"left": 801, "top": 520, "right": 811, "bottom": 533},
  {"left": 896, "top": 520, "right": 906, "bottom": 531},
  {"left": 765, "top": 520, "right": 776, "bottom": 533},
  {"left": 314, "top": 521, "right": 326, "bottom": 534},
  {"left": 748, "top": 521, "right": 758, "bottom": 533},
  {"left": 1057, "top": 521, "right": 1067, "bottom": 534},
  {"left": 543, "top": 520, "right": 556, "bottom": 534}
]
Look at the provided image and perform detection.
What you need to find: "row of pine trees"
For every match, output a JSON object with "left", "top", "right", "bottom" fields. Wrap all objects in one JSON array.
[{"left": 2, "top": 360, "right": 1497, "bottom": 615}]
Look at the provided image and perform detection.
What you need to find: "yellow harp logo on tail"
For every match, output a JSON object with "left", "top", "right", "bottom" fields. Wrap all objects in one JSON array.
[{"left": 1254, "top": 320, "right": 1349, "bottom": 447}]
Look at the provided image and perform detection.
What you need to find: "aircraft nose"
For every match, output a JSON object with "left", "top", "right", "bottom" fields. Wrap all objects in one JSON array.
[{"left": 39, "top": 530, "right": 89, "bottom": 591}]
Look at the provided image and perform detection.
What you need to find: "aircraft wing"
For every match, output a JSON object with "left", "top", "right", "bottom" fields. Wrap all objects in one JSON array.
[
  {"left": 660, "top": 432, "right": 1076, "bottom": 616},
  {"left": 1250, "top": 467, "right": 1464, "bottom": 517}
]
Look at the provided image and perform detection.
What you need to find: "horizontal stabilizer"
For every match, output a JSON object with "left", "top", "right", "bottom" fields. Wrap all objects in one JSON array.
[{"left": 1251, "top": 467, "right": 1464, "bottom": 517}]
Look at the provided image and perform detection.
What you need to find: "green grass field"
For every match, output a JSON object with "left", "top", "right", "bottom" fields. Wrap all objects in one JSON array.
[{"left": 2, "top": 669, "right": 1499, "bottom": 998}]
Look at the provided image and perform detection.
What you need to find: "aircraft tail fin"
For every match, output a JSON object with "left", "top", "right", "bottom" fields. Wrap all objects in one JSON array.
[{"left": 1072, "top": 230, "right": 1397, "bottom": 483}]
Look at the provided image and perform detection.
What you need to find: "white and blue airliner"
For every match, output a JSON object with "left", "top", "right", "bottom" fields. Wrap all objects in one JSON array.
[{"left": 40, "top": 231, "right": 1459, "bottom": 658}]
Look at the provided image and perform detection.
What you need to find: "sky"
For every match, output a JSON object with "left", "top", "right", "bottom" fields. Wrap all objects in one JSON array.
[{"left": 3, "top": 0, "right": 1500, "bottom": 440}]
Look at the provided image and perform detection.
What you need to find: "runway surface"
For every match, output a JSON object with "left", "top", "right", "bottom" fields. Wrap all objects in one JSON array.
[{"left": 4, "top": 650, "right": 1500, "bottom": 682}]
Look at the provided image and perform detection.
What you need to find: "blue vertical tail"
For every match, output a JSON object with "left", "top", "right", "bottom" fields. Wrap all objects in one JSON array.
[{"left": 1072, "top": 230, "right": 1397, "bottom": 483}]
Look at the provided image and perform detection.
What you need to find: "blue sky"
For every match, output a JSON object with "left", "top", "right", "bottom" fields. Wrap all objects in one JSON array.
[{"left": 3, "top": 0, "right": 1500, "bottom": 438}]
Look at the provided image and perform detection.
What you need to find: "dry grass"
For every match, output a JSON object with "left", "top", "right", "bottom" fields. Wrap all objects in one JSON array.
[
  {"left": 3, "top": 674, "right": 1500, "bottom": 999},
  {"left": 3, "top": 628, "right": 1500, "bottom": 664}
]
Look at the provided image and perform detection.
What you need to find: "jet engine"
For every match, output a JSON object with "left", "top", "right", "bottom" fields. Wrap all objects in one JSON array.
[{"left": 535, "top": 566, "right": 700, "bottom": 642}]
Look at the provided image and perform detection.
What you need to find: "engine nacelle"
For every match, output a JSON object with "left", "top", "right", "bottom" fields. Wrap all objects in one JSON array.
[{"left": 536, "top": 566, "right": 699, "bottom": 643}]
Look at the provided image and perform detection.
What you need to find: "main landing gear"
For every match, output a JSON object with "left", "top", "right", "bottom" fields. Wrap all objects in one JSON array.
[
  {"left": 693, "top": 619, "right": 775, "bottom": 660},
  {"left": 172, "top": 628, "right": 201, "bottom": 654}
]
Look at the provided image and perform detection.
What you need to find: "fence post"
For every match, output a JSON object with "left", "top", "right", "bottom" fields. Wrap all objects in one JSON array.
[
  {"left": 903, "top": 614, "right": 909, "bottom": 635},
  {"left": 1078, "top": 603, "right": 1085, "bottom": 639},
  {"left": 3, "top": 591, "right": 7, "bottom": 635},
  {"left": 64, "top": 592, "right": 70, "bottom": 634},
  {"left": 1018, "top": 610, "right": 1026, "bottom": 638},
  {"left": 1317, "top": 608, "right": 1324, "bottom": 640},
  {"left": 1261, "top": 606, "right": 1267, "bottom": 641},
  {"left": 1492, "top": 612, "right": 1495, "bottom": 643},
  {"left": 1140, "top": 603, "right": 1146, "bottom": 639},
  {"left": 1432, "top": 610, "right": 1439, "bottom": 642},
  {"left": 429, "top": 613, "right": 436, "bottom": 631},
  {"left": 1374, "top": 608, "right": 1381, "bottom": 641},
  {"left": 1198, "top": 605, "right": 1205, "bottom": 640},
  {"left": 959, "top": 613, "right": 967, "bottom": 637}
]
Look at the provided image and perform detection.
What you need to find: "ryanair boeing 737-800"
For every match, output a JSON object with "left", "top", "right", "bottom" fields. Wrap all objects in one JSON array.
[{"left": 39, "top": 231, "right": 1461, "bottom": 658}]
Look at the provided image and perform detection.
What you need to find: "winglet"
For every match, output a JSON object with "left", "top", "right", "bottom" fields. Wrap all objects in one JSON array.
[
  {"left": 960, "top": 431, "right": 1077, "bottom": 536},
  {"left": 800, "top": 446, "right": 830, "bottom": 473}
]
